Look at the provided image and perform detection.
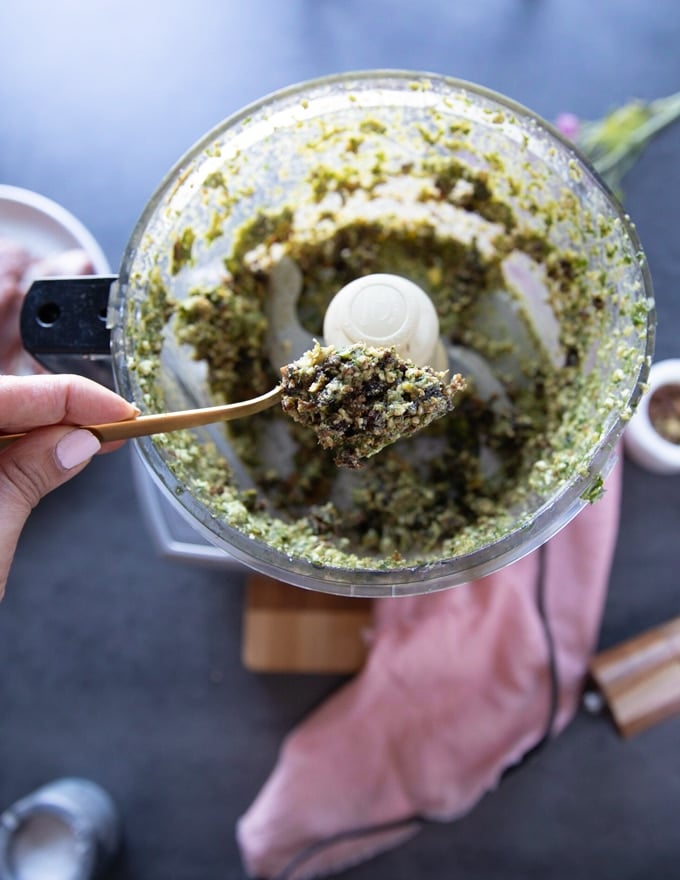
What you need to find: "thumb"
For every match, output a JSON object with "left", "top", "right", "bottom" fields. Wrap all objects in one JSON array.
[{"left": 0, "top": 426, "right": 101, "bottom": 600}]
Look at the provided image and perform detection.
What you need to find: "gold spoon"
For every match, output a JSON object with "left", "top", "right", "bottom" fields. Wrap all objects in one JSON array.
[{"left": 0, "top": 385, "right": 282, "bottom": 450}]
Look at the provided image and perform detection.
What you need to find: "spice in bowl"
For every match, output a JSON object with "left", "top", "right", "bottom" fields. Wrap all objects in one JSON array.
[
  {"left": 624, "top": 359, "right": 680, "bottom": 474},
  {"left": 647, "top": 383, "right": 680, "bottom": 445}
]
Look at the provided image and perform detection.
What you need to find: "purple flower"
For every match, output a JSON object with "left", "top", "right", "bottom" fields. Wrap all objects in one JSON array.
[{"left": 555, "top": 112, "right": 581, "bottom": 141}]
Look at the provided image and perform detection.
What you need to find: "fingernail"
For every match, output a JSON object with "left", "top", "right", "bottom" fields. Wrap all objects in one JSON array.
[{"left": 56, "top": 429, "right": 102, "bottom": 470}]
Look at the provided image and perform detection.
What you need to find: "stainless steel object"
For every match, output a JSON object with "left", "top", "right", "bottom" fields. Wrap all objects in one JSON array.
[{"left": 0, "top": 778, "right": 121, "bottom": 880}]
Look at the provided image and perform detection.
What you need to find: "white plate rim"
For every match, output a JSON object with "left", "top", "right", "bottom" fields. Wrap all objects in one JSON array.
[{"left": 0, "top": 183, "right": 111, "bottom": 274}]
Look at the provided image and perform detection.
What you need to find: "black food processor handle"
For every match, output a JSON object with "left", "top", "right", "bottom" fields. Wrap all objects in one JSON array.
[{"left": 20, "top": 276, "right": 118, "bottom": 387}]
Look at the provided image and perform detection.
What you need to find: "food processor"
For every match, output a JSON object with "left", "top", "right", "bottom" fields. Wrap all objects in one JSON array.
[{"left": 20, "top": 71, "right": 655, "bottom": 597}]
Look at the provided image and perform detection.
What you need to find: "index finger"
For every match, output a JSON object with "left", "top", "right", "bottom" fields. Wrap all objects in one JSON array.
[{"left": 0, "top": 374, "right": 138, "bottom": 433}]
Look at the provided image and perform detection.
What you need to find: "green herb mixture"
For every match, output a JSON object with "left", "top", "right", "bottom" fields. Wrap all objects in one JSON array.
[
  {"left": 280, "top": 341, "right": 467, "bottom": 468},
  {"left": 125, "top": 91, "right": 650, "bottom": 573}
]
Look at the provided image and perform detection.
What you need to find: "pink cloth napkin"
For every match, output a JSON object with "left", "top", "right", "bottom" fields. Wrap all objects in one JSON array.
[{"left": 237, "top": 460, "right": 622, "bottom": 880}]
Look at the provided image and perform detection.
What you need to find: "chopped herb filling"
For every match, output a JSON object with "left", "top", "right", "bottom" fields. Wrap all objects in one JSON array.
[
  {"left": 125, "top": 91, "right": 650, "bottom": 573},
  {"left": 280, "top": 341, "right": 467, "bottom": 467}
]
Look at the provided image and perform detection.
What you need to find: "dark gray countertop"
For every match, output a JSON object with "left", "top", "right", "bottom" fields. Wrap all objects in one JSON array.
[{"left": 1, "top": 2, "right": 679, "bottom": 878}]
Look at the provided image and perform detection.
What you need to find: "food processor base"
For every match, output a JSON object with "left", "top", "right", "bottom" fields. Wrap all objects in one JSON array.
[{"left": 132, "top": 448, "right": 372, "bottom": 673}]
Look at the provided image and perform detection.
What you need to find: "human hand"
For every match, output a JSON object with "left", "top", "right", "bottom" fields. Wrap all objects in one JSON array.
[{"left": 0, "top": 374, "right": 138, "bottom": 599}]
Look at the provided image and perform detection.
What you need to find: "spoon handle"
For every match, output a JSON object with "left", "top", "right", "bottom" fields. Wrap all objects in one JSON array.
[{"left": 0, "top": 386, "right": 282, "bottom": 449}]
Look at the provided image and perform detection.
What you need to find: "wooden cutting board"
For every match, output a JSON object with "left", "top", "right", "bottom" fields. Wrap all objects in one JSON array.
[{"left": 242, "top": 574, "right": 373, "bottom": 673}]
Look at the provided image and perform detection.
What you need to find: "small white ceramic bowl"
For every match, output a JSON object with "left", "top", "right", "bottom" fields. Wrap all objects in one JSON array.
[{"left": 624, "top": 359, "right": 680, "bottom": 474}]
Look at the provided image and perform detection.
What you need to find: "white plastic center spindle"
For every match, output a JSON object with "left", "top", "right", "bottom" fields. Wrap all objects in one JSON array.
[{"left": 323, "top": 273, "right": 446, "bottom": 369}]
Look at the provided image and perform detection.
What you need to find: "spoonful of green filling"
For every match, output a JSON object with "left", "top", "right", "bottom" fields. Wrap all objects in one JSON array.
[
  {"left": 0, "top": 342, "right": 465, "bottom": 462},
  {"left": 280, "top": 340, "right": 467, "bottom": 468}
]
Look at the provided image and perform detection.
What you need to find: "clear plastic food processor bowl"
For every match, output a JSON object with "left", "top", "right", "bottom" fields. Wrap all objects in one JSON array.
[{"left": 109, "top": 71, "right": 654, "bottom": 597}]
